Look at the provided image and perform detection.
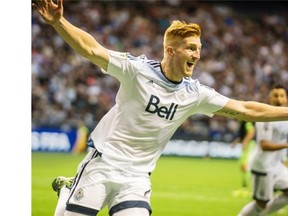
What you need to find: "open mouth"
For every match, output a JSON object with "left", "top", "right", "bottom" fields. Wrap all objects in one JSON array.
[{"left": 187, "top": 62, "right": 194, "bottom": 68}]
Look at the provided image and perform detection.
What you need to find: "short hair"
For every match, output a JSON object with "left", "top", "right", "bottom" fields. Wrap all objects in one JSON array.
[
  {"left": 271, "top": 84, "right": 288, "bottom": 94},
  {"left": 163, "top": 20, "right": 201, "bottom": 47}
]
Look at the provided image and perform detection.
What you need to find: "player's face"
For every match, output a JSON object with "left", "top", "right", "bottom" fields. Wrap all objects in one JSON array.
[
  {"left": 172, "top": 36, "right": 201, "bottom": 78},
  {"left": 269, "top": 88, "right": 287, "bottom": 107}
]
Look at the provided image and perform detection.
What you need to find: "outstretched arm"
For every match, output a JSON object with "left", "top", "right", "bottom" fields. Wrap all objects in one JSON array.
[
  {"left": 214, "top": 99, "right": 288, "bottom": 122},
  {"left": 32, "top": 0, "right": 109, "bottom": 70}
]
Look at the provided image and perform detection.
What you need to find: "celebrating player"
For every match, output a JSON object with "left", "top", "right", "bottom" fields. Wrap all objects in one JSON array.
[
  {"left": 32, "top": 0, "right": 288, "bottom": 215},
  {"left": 238, "top": 85, "right": 288, "bottom": 216}
]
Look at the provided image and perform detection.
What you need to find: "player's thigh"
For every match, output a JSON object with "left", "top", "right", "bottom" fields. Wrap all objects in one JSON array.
[
  {"left": 112, "top": 207, "right": 150, "bottom": 216},
  {"left": 274, "top": 163, "right": 288, "bottom": 191},
  {"left": 64, "top": 211, "right": 88, "bottom": 216},
  {"left": 108, "top": 176, "right": 152, "bottom": 216},
  {"left": 251, "top": 171, "right": 274, "bottom": 201},
  {"left": 67, "top": 155, "right": 107, "bottom": 214}
]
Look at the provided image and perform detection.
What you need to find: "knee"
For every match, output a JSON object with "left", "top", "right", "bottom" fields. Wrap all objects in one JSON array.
[
  {"left": 256, "top": 200, "right": 268, "bottom": 209},
  {"left": 283, "top": 190, "right": 288, "bottom": 196}
]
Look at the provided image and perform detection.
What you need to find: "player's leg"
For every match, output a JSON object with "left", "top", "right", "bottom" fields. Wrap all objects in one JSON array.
[
  {"left": 238, "top": 170, "right": 272, "bottom": 216},
  {"left": 52, "top": 176, "right": 75, "bottom": 216},
  {"left": 241, "top": 141, "right": 255, "bottom": 189},
  {"left": 259, "top": 165, "right": 288, "bottom": 215},
  {"left": 64, "top": 149, "right": 107, "bottom": 216},
  {"left": 241, "top": 163, "right": 250, "bottom": 188},
  {"left": 109, "top": 200, "right": 151, "bottom": 216},
  {"left": 237, "top": 201, "right": 265, "bottom": 216},
  {"left": 53, "top": 149, "right": 97, "bottom": 216},
  {"left": 239, "top": 151, "right": 247, "bottom": 187},
  {"left": 259, "top": 191, "right": 288, "bottom": 216},
  {"left": 233, "top": 148, "right": 252, "bottom": 198},
  {"left": 54, "top": 148, "right": 103, "bottom": 216},
  {"left": 63, "top": 211, "right": 89, "bottom": 216},
  {"left": 112, "top": 207, "right": 150, "bottom": 216},
  {"left": 108, "top": 173, "right": 152, "bottom": 216}
]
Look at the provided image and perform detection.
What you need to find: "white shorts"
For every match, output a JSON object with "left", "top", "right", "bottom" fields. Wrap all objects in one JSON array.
[
  {"left": 65, "top": 148, "right": 152, "bottom": 216},
  {"left": 251, "top": 163, "right": 288, "bottom": 202}
]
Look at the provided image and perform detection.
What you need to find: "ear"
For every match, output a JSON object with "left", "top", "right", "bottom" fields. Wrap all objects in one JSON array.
[{"left": 167, "top": 46, "right": 174, "bottom": 56}]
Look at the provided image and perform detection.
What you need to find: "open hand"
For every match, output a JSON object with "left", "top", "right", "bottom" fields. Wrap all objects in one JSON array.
[{"left": 32, "top": 0, "right": 63, "bottom": 26}]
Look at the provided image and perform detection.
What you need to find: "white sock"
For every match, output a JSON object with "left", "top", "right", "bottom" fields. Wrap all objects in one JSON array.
[
  {"left": 259, "top": 194, "right": 288, "bottom": 215},
  {"left": 238, "top": 201, "right": 264, "bottom": 216},
  {"left": 54, "top": 187, "right": 70, "bottom": 216}
]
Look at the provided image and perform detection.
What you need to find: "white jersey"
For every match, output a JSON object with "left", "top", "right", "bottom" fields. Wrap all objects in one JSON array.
[
  {"left": 90, "top": 51, "right": 229, "bottom": 174},
  {"left": 250, "top": 121, "right": 288, "bottom": 173}
]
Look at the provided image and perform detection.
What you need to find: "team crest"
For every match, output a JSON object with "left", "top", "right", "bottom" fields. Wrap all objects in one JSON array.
[
  {"left": 74, "top": 188, "right": 84, "bottom": 201},
  {"left": 176, "top": 89, "right": 187, "bottom": 102}
]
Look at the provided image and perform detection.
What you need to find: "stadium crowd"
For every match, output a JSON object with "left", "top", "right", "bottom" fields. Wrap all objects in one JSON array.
[{"left": 32, "top": 0, "right": 288, "bottom": 142}]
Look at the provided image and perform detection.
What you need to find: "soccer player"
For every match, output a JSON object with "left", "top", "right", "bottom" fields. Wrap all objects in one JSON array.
[
  {"left": 237, "top": 85, "right": 288, "bottom": 216},
  {"left": 32, "top": 1, "right": 288, "bottom": 215},
  {"left": 232, "top": 121, "right": 256, "bottom": 197}
]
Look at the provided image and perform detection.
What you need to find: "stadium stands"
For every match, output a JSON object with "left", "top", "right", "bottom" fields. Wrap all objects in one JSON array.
[{"left": 32, "top": 0, "right": 288, "bottom": 142}]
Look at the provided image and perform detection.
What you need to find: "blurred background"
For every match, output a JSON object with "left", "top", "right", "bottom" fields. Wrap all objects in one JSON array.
[{"left": 31, "top": 0, "right": 288, "bottom": 149}]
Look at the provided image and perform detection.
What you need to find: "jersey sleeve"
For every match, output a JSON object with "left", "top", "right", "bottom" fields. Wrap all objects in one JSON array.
[
  {"left": 103, "top": 50, "right": 145, "bottom": 83},
  {"left": 195, "top": 83, "right": 229, "bottom": 117}
]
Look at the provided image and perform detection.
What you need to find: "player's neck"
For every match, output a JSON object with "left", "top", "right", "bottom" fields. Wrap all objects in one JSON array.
[{"left": 160, "top": 60, "right": 182, "bottom": 84}]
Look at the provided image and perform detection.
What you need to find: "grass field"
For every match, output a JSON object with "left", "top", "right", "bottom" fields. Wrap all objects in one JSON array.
[{"left": 32, "top": 152, "right": 287, "bottom": 216}]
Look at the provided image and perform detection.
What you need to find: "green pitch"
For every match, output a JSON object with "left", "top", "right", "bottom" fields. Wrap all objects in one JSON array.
[{"left": 32, "top": 152, "right": 287, "bottom": 216}]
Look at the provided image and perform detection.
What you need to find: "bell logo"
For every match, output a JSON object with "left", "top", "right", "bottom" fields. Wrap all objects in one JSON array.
[{"left": 145, "top": 95, "right": 178, "bottom": 120}]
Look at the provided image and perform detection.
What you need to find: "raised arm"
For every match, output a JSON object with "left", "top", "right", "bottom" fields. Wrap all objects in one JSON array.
[
  {"left": 32, "top": 0, "right": 109, "bottom": 70},
  {"left": 214, "top": 99, "right": 288, "bottom": 122}
]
